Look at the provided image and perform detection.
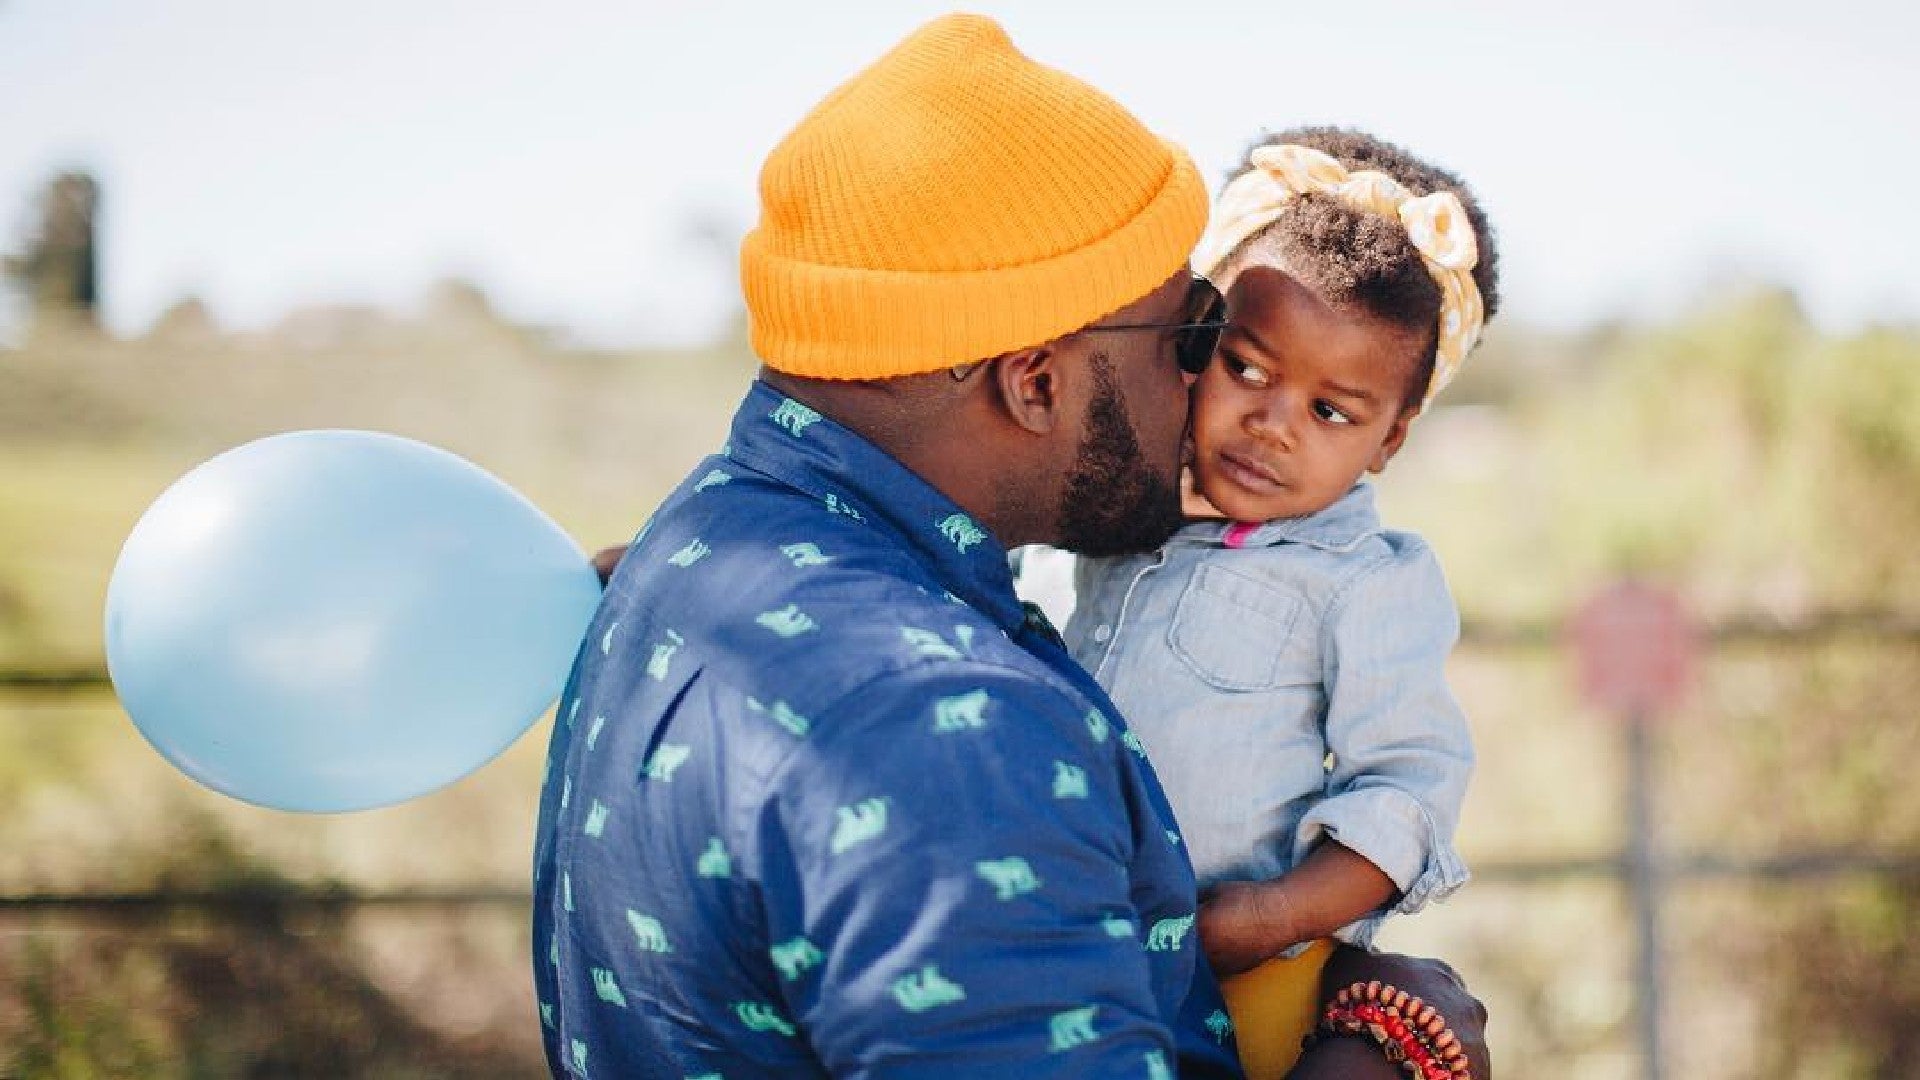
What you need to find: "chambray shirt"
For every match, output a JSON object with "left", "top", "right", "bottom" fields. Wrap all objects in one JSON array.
[
  {"left": 1064, "top": 483, "right": 1473, "bottom": 948},
  {"left": 531, "top": 380, "right": 1243, "bottom": 1080}
]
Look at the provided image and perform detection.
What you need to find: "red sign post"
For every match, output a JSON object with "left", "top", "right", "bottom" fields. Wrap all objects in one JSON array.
[
  {"left": 1570, "top": 581, "right": 1699, "bottom": 1080},
  {"left": 1572, "top": 581, "right": 1698, "bottom": 717}
]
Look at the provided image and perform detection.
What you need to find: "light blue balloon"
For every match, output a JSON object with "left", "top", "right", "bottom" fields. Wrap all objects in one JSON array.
[{"left": 104, "top": 430, "right": 602, "bottom": 812}]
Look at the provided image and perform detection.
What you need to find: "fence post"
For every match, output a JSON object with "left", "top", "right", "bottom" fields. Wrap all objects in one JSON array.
[{"left": 1625, "top": 709, "right": 1665, "bottom": 1080}]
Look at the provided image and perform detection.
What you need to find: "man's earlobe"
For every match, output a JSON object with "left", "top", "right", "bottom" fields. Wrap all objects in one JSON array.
[{"left": 990, "top": 347, "right": 1061, "bottom": 435}]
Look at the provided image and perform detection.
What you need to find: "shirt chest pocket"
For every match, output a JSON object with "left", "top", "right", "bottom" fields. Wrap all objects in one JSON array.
[{"left": 1167, "top": 563, "right": 1313, "bottom": 692}]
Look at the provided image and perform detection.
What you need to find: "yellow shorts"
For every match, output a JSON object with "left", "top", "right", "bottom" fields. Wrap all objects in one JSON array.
[{"left": 1217, "top": 938, "right": 1335, "bottom": 1080}]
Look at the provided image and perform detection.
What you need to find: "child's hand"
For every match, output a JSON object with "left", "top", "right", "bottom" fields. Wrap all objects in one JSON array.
[{"left": 1197, "top": 880, "right": 1296, "bottom": 978}]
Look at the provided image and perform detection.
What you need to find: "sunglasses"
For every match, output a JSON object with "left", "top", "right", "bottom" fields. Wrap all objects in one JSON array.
[{"left": 1077, "top": 275, "right": 1228, "bottom": 375}]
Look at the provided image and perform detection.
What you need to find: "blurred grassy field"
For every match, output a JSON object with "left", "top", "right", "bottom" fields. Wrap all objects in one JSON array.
[{"left": 3, "top": 291, "right": 1917, "bottom": 1077}]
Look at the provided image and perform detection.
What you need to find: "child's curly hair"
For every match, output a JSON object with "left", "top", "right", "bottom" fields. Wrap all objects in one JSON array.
[{"left": 1218, "top": 126, "right": 1502, "bottom": 409}]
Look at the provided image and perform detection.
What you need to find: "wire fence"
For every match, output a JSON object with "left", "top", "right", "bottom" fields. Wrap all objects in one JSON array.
[{"left": 6, "top": 609, "right": 1920, "bottom": 922}]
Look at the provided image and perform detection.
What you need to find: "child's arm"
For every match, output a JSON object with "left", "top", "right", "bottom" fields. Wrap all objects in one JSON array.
[
  {"left": 1196, "top": 840, "right": 1396, "bottom": 977},
  {"left": 1202, "top": 541, "right": 1475, "bottom": 977}
]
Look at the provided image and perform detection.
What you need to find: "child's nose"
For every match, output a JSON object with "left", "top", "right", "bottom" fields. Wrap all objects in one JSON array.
[{"left": 1245, "top": 400, "right": 1295, "bottom": 449}]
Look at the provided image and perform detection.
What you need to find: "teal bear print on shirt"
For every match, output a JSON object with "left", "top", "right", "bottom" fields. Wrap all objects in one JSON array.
[
  {"left": 933, "top": 689, "right": 990, "bottom": 732},
  {"left": 781, "top": 542, "right": 831, "bottom": 567},
  {"left": 891, "top": 964, "right": 967, "bottom": 1013},
  {"left": 697, "top": 837, "right": 732, "bottom": 879},
  {"left": 976, "top": 856, "right": 1041, "bottom": 900},
  {"left": 769, "top": 936, "right": 824, "bottom": 981},
  {"left": 747, "top": 696, "right": 810, "bottom": 737},
  {"left": 1052, "top": 761, "right": 1088, "bottom": 799},
  {"left": 829, "top": 797, "right": 888, "bottom": 854},
  {"left": 1101, "top": 914, "right": 1134, "bottom": 939},
  {"left": 936, "top": 513, "right": 988, "bottom": 554},
  {"left": 694, "top": 468, "right": 732, "bottom": 492},
  {"left": 643, "top": 743, "right": 692, "bottom": 782},
  {"left": 686, "top": 1074, "right": 723, "bottom": 1080},
  {"left": 733, "top": 1001, "right": 798, "bottom": 1037},
  {"left": 592, "top": 967, "right": 628, "bottom": 1008},
  {"left": 540, "top": 1001, "right": 555, "bottom": 1028},
  {"left": 668, "top": 538, "right": 711, "bottom": 567},
  {"left": 1146, "top": 914, "right": 1195, "bottom": 952},
  {"left": 1085, "top": 709, "right": 1110, "bottom": 743},
  {"left": 822, "top": 492, "right": 865, "bottom": 521},
  {"left": 601, "top": 620, "right": 619, "bottom": 656},
  {"left": 586, "top": 715, "right": 607, "bottom": 751},
  {"left": 769, "top": 398, "right": 823, "bottom": 437},
  {"left": 1049, "top": 1006, "right": 1100, "bottom": 1052},
  {"left": 562, "top": 871, "right": 574, "bottom": 912},
  {"left": 570, "top": 1038, "right": 590, "bottom": 1077},
  {"left": 626, "top": 910, "right": 672, "bottom": 953},
  {"left": 583, "top": 799, "right": 610, "bottom": 838},
  {"left": 901, "top": 627, "right": 962, "bottom": 660},
  {"left": 568, "top": 698, "right": 581, "bottom": 727},
  {"left": 1206, "top": 1008, "right": 1235, "bottom": 1045},
  {"left": 560, "top": 775, "right": 571, "bottom": 811},
  {"left": 1120, "top": 730, "right": 1148, "bottom": 759},
  {"left": 757, "top": 604, "right": 817, "bottom": 638},
  {"left": 1146, "top": 1050, "right": 1174, "bottom": 1080},
  {"left": 648, "top": 630, "right": 684, "bottom": 681}
]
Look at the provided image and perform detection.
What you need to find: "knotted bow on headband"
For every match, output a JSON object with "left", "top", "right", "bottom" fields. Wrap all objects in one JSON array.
[{"left": 1191, "top": 144, "right": 1485, "bottom": 410}]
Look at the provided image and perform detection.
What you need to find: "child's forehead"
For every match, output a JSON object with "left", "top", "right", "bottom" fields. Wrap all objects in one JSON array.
[{"left": 1221, "top": 265, "right": 1423, "bottom": 385}]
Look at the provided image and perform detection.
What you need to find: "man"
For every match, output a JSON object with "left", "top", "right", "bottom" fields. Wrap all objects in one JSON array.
[{"left": 536, "top": 14, "right": 1486, "bottom": 1078}]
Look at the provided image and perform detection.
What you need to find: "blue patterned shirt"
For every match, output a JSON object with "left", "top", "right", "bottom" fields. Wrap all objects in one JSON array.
[{"left": 531, "top": 380, "right": 1243, "bottom": 1079}]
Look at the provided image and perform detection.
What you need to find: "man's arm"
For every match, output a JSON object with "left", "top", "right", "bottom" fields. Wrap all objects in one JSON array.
[{"left": 749, "top": 666, "right": 1192, "bottom": 1077}]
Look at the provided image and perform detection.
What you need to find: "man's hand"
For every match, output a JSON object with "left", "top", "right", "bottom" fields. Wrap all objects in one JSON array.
[
  {"left": 591, "top": 545, "right": 628, "bottom": 585},
  {"left": 1288, "top": 945, "right": 1490, "bottom": 1080}
]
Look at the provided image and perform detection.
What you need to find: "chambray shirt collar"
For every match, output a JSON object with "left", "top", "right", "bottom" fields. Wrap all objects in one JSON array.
[
  {"left": 1171, "top": 481, "right": 1384, "bottom": 554},
  {"left": 723, "top": 378, "right": 1028, "bottom": 636}
]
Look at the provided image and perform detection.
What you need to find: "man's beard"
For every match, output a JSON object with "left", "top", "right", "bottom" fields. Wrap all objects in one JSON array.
[{"left": 1056, "top": 354, "right": 1185, "bottom": 557}]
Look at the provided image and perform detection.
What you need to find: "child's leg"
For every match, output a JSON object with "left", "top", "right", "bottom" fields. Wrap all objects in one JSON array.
[{"left": 1218, "top": 938, "right": 1336, "bottom": 1080}]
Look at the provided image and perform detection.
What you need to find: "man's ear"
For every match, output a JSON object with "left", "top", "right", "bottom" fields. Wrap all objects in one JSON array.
[
  {"left": 1368, "top": 410, "right": 1415, "bottom": 473},
  {"left": 985, "top": 344, "right": 1064, "bottom": 436}
]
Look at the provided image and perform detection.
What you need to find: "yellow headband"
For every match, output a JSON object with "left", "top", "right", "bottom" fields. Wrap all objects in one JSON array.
[{"left": 1191, "top": 144, "right": 1485, "bottom": 410}]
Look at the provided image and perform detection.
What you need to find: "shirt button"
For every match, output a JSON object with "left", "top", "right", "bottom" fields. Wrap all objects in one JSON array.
[{"left": 1093, "top": 624, "right": 1112, "bottom": 643}]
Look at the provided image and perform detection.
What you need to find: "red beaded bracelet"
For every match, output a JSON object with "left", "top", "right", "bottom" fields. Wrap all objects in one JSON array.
[{"left": 1299, "top": 980, "right": 1473, "bottom": 1080}]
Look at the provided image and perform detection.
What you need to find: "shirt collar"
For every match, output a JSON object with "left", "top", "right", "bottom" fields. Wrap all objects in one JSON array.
[
  {"left": 1172, "top": 481, "right": 1383, "bottom": 553},
  {"left": 722, "top": 379, "right": 1027, "bottom": 635}
]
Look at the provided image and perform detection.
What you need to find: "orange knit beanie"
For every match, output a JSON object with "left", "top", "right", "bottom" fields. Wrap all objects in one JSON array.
[{"left": 740, "top": 14, "right": 1209, "bottom": 379}]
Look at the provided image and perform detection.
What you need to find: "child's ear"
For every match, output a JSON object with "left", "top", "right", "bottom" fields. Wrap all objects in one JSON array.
[{"left": 1367, "top": 410, "right": 1415, "bottom": 474}]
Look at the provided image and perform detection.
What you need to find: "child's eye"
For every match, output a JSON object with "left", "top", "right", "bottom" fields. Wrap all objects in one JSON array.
[
  {"left": 1312, "top": 400, "right": 1354, "bottom": 425},
  {"left": 1223, "top": 353, "right": 1270, "bottom": 388}
]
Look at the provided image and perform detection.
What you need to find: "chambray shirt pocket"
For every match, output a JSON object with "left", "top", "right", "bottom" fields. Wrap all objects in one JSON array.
[{"left": 1167, "top": 563, "right": 1310, "bottom": 692}]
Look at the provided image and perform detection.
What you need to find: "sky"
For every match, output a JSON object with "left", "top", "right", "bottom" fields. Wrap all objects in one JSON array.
[{"left": 2, "top": 0, "right": 1915, "bottom": 345}]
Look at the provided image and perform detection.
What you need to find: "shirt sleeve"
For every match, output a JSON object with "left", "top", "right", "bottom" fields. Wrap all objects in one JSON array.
[
  {"left": 744, "top": 663, "right": 1185, "bottom": 1079},
  {"left": 1294, "top": 541, "right": 1474, "bottom": 946}
]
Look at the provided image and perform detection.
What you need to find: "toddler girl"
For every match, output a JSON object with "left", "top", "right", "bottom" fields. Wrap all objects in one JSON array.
[{"left": 1060, "top": 126, "right": 1499, "bottom": 1078}]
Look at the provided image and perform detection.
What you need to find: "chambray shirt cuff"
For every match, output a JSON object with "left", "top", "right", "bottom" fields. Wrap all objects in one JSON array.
[{"left": 1292, "top": 785, "right": 1470, "bottom": 948}]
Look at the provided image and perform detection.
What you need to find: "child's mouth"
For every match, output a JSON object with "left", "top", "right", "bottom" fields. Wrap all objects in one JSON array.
[{"left": 1218, "top": 449, "right": 1286, "bottom": 492}]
